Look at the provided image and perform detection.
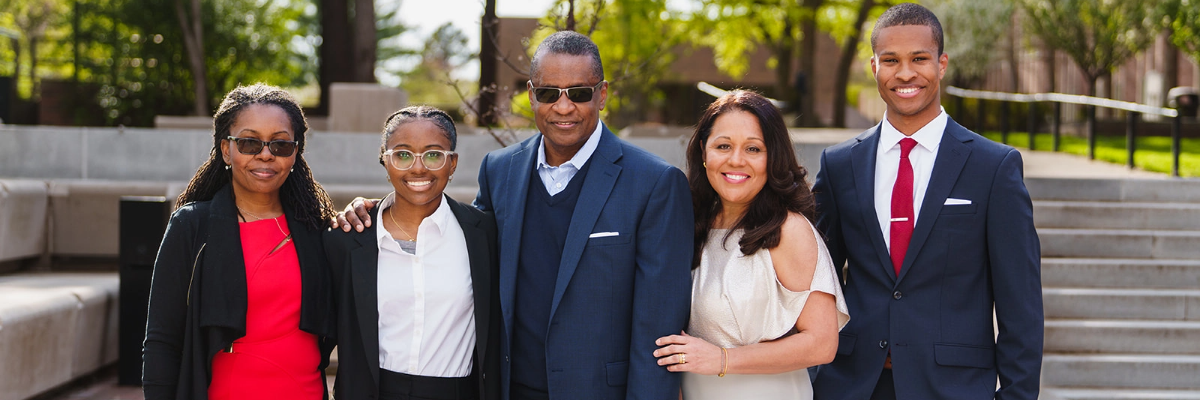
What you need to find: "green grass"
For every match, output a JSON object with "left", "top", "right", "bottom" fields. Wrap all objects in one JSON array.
[{"left": 979, "top": 131, "right": 1200, "bottom": 178}]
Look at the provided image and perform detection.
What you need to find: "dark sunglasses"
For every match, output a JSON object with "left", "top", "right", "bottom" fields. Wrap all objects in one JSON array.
[
  {"left": 227, "top": 136, "right": 298, "bottom": 157},
  {"left": 529, "top": 81, "right": 605, "bottom": 103}
]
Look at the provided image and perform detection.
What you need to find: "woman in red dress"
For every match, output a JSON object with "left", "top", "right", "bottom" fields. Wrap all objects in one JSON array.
[{"left": 143, "top": 84, "right": 336, "bottom": 400}]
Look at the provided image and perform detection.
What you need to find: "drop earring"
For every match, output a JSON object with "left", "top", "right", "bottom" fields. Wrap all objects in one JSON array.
[{"left": 225, "top": 164, "right": 231, "bottom": 170}]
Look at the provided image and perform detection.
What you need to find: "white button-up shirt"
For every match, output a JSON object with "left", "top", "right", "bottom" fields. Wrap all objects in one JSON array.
[
  {"left": 376, "top": 193, "right": 476, "bottom": 377},
  {"left": 874, "top": 108, "right": 948, "bottom": 249},
  {"left": 536, "top": 121, "right": 603, "bottom": 195}
]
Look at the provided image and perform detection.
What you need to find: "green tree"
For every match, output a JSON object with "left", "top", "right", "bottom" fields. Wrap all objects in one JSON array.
[
  {"left": 1168, "top": 0, "right": 1200, "bottom": 66},
  {"left": 1019, "top": 0, "right": 1164, "bottom": 97},
  {"left": 687, "top": 0, "right": 801, "bottom": 107},
  {"left": 927, "top": 0, "right": 1015, "bottom": 88},
  {"left": 399, "top": 23, "right": 474, "bottom": 107},
  {"left": 530, "top": 0, "right": 681, "bottom": 129}
]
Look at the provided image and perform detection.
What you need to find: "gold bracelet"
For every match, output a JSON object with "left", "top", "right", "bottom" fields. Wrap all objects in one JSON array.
[{"left": 719, "top": 347, "right": 728, "bottom": 377}]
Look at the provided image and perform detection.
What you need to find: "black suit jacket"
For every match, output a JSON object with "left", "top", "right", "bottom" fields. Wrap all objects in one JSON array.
[
  {"left": 324, "top": 195, "right": 501, "bottom": 400},
  {"left": 143, "top": 184, "right": 335, "bottom": 400}
]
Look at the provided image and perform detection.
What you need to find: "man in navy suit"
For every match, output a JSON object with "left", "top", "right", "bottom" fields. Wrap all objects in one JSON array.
[
  {"left": 810, "top": 4, "right": 1042, "bottom": 400},
  {"left": 473, "top": 31, "right": 692, "bottom": 400}
]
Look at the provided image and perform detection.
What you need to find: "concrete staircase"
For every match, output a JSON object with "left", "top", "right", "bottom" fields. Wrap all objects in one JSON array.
[{"left": 1029, "top": 178, "right": 1200, "bottom": 400}]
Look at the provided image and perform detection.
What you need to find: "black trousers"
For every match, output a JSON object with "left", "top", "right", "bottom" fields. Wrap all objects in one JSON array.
[
  {"left": 869, "top": 368, "right": 896, "bottom": 400},
  {"left": 379, "top": 369, "right": 478, "bottom": 400}
]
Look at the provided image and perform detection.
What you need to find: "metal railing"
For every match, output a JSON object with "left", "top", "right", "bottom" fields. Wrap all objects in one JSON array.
[{"left": 946, "top": 86, "right": 1188, "bottom": 177}]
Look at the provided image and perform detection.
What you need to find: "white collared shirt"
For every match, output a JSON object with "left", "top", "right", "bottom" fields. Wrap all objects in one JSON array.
[
  {"left": 375, "top": 193, "right": 476, "bottom": 377},
  {"left": 536, "top": 121, "right": 604, "bottom": 195},
  {"left": 874, "top": 108, "right": 949, "bottom": 249}
]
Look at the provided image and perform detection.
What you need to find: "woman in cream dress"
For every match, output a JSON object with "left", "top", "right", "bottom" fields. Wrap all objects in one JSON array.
[{"left": 654, "top": 91, "right": 849, "bottom": 399}]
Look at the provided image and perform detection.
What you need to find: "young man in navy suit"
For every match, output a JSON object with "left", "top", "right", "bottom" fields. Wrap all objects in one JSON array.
[
  {"left": 472, "top": 31, "right": 693, "bottom": 400},
  {"left": 810, "top": 4, "right": 1043, "bottom": 400}
]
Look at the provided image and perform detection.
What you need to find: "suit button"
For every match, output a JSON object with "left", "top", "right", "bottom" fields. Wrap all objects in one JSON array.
[
  {"left": 879, "top": 340, "right": 888, "bottom": 349},
  {"left": 505, "top": 355, "right": 510, "bottom": 362},
  {"left": 893, "top": 291, "right": 902, "bottom": 300}
]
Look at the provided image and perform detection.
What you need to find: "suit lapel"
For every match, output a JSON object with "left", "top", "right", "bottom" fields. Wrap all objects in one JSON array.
[
  {"left": 449, "top": 198, "right": 491, "bottom": 369},
  {"left": 197, "top": 185, "right": 248, "bottom": 331},
  {"left": 897, "top": 119, "right": 972, "bottom": 284},
  {"left": 549, "top": 129, "right": 622, "bottom": 321},
  {"left": 850, "top": 126, "right": 898, "bottom": 281},
  {"left": 499, "top": 138, "right": 536, "bottom": 343},
  {"left": 350, "top": 208, "right": 381, "bottom": 387}
]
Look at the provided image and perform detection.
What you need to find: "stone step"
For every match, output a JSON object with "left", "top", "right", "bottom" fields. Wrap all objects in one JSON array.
[
  {"left": 1042, "top": 354, "right": 1200, "bottom": 390},
  {"left": 1034, "top": 201, "right": 1200, "bottom": 230},
  {"left": 1044, "top": 288, "right": 1200, "bottom": 320},
  {"left": 1045, "top": 319, "right": 1200, "bottom": 354},
  {"left": 1042, "top": 387, "right": 1200, "bottom": 400},
  {"left": 1026, "top": 178, "right": 1200, "bottom": 203},
  {"left": 1038, "top": 229, "right": 1200, "bottom": 259},
  {"left": 1042, "top": 258, "right": 1200, "bottom": 289}
]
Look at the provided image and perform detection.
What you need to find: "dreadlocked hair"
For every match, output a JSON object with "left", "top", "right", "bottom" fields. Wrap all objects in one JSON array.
[{"left": 176, "top": 83, "right": 335, "bottom": 230}]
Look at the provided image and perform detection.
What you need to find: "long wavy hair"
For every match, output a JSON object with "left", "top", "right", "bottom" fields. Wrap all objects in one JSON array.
[
  {"left": 175, "top": 83, "right": 334, "bottom": 230},
  {"left": 685, "top": 90, "right": 817, "bottom": 268}
]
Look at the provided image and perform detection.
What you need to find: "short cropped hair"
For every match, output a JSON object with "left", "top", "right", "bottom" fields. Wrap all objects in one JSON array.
[
  {"left": 871, "top": 3, "right": 945, "bottom": 55},
  {"left": 530, "top": 31, "right": 604, "bottom": 83}
]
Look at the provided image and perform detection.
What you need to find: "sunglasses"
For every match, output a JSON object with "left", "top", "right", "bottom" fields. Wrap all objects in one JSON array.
[
  {"left": 227, "top": 136, "right": 298, "bottom": 157},
  {"left": 383, "top": 149, "right": 456, "bottom": 171},
  {"left": 529, "top": 81, "right": 605, "bottom": 103}
]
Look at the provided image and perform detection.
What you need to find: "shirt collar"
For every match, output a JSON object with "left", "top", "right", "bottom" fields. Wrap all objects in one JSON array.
[
  {"left": 375, "top": 192, "right": 453, "bottom": 245},
  {"left": 536, "top": 121, "right": 604, "bottom": 171},
  {"left": 879, "top": 107, "right": 948, "bottom": 154}
]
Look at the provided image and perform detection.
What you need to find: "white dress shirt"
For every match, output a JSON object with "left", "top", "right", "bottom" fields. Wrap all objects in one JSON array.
[
  {"left": 375, "top": 193, "right": 476, "bottom": 377},
  {"left": 874, "top": 108, "right": 949, "bottom": 250},
  {"left": 536, "top": 121, "right": 603, "bottom": 195}
]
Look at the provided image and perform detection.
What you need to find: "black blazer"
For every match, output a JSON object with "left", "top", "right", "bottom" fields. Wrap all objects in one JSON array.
[
  {"left": 324, "top": 195, "right": 501, "bottom": 400},
  {"left": 142, "top": 185, "right": 335, "bottom": 400}
]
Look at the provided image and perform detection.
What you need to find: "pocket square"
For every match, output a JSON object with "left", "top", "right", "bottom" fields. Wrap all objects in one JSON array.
[
  {"left": 944, "top": 198, "right": 972, "bottom": 205},
  {"left": 589, "top": 232, "right": 619, "bottom": 238}
]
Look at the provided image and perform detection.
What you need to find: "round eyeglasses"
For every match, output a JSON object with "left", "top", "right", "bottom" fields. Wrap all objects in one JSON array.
[{"left": 383, "top": 149, "right": 456, "bottom": 171}]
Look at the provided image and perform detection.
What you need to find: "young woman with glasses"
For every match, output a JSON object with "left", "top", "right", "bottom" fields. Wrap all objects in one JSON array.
[
  {"left": 143, "top": 83, "right": 336, "bottom": 400},
  {"left": 323, "top": 106, "right": 500, "bottom": 400}
]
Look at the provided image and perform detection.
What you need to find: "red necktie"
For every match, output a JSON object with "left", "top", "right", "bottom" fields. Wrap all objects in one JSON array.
[{"left": 889, "top": 138, "right": 918, "bottom": 277}]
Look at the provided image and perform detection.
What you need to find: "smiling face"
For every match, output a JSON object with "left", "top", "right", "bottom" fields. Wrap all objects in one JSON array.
[
  {"left": 221, "top": 103, "right": 296, "bottom": 201},
  {"left": 704, "top": 110, "right": 769, "bottom": 215},
  {"left": 529, "top": 52, "right": 607, "bottom": 166},
  {"left": 384, "top": 120, "right": 457, "bottom": 212},
  {"left": 871, "top": 24, "right": 948, "bottom": 133}
]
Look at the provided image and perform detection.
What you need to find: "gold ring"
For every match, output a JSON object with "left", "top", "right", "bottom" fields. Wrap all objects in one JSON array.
[{"left": 679, "top": 353, "right": 687, "bottom": 364}]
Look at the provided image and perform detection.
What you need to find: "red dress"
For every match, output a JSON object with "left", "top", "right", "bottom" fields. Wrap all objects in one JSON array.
[{"left": 208, "top": 215, "right": 324, "bottom": 400}]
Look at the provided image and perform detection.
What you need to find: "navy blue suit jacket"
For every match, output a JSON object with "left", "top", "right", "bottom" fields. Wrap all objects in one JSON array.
[
  {"left": 474, "top": 127, "right": 693, "bottom": 400},
  {"left": 811, "top": 118, "right": 1043, "bottom": 400}
]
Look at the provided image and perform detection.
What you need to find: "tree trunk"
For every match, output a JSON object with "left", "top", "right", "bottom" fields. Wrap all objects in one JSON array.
[
  {"left": 11, "top": 37, "right": 21, "bottom": 103},
  {"left": 1162, "top": 31, "right": 1178, "bottom": 105},
  {"left": 1006, "top": 12, "right": 1019, "bottom": 92},
  {"left": 1041, "top": 40, "right": 1056, "bottom": 92},
  {"left": 797, "top": 0, "right": 823, "bottom": 127},
  {"left": 566, "top": 0, "right": 576, "bottom": 32},
  {"left": 175, "top": 0, "right": 208, "bottom": 116},
  {"left": 773, "top": 22, "right": 795, "bottom": 119},
  {"left": 833, "top": 0, "right": 873, "bottom": 127},
  {"left": 478, "top": 0, "right": 499, "bottom": 126},
  {"left": 28, "top": 36, "right": 40, "bottom": 100},
  {"left": 352, "top": 0, "right": 376, "bottom": 82},
  {"left": 318, "top": 0, "right": 354, "bottom": 114}
]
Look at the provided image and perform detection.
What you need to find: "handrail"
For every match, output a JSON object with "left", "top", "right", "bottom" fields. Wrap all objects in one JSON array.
[
  {"left": 946, "top": 86, "right": 1179, "bottom": 118},
  {"left": 697, "top": 82, "right": 788, "bottom": 109}
]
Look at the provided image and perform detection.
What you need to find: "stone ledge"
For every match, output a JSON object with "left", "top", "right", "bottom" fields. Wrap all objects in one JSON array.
[
  {"left": 0, "top": 272, "right": 119, "bottom": 400},
  {"left": 0, "top": 180, "right": 48, "bottom": 263}
]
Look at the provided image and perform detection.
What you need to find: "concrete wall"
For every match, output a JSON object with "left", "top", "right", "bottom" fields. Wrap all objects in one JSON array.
[{"left": 0, "top": 125, "right": 834, "bottom": 262}]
